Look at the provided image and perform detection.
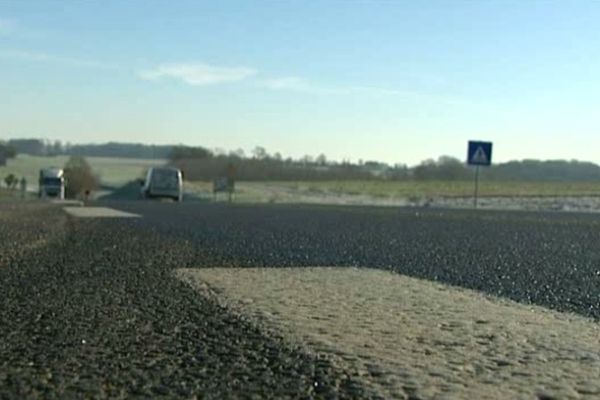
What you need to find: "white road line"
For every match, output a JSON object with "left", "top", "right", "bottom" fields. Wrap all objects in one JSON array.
[
  {"left": 176, "top": 267, "right": 600, "bottom": 399},
  {"left": 63, "top": 207, "right": 140, "bottom": 218}
]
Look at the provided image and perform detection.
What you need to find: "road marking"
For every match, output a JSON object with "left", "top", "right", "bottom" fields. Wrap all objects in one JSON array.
[
  {"left": 176, "top": 267, "right": 600, "bottom": 399},
  {"left": 63, "top": 207, "right": 140, "bottom": 218},
  {"left": 51, "top": 199, "right": 84, "bottom": 206}
]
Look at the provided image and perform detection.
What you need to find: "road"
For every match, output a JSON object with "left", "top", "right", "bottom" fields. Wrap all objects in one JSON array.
[
  {"left": 1, "top": 201, "right": 600, "bottom": 398},
  {"left": 105, "top": 200, "right": 600, "bottom": 318}
]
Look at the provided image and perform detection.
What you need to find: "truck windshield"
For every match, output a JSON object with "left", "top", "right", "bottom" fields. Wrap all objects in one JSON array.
[
  {"left": 151, "top": 169, "right": 179, "bottom": 190},
  {"left": 43, "top": 178, "right": 62, "bottom": 186}
]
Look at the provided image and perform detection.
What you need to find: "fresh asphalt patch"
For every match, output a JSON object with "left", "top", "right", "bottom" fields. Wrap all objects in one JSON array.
[
  {"left": 176, "top": 267, "right": 600, "bottom": 399},
  {"left": 62, "top": 206, "right": 141, "bottom": 218}
]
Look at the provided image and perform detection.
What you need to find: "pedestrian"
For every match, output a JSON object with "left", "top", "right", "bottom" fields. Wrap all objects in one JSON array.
[{"left": 20, "top": 177, "right": 27, "bottom": 199}]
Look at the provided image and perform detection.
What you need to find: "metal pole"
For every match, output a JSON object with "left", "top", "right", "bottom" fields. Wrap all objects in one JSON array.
[{"left": 474, "top": 165, "right": 480, "bottom": 209}]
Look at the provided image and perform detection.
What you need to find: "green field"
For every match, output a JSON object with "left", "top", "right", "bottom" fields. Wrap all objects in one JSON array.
[
  {"left": 269, "top": 180, "right": 600, "bottom": 198},
  {"left": 183, "top": 180, "right": 600, "bottom": 205},
  {"left": 0, "top": 154, "right": 167, "bottom": 191},
  {"left": 4, "top": 155, "right": 600, "bottom": 203}
]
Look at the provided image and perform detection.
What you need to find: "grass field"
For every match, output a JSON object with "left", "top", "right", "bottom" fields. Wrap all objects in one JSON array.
[
  {"left": 184, "top": 180, "right": 600, "bottom": 204},
  {"left": 0, "top": 188, "right": 14, "bottom": 199},
  {"left": 4, "top": 155, "right": 600, "bottom": 207},
  {"left": 268, "top": 180, "right": 600, "bottom": 198},
  {"left": 0, "top": 154, "right": 167, "bottom": 191}
]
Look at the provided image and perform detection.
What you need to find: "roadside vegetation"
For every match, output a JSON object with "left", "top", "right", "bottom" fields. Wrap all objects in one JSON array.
[
  {"left": 0, "top": 142, "right": 17, "bottom": 166},
  {"left": 266, "top": 180, "right": 600, "bottom": 198},
  {"left": 63, "top": 156, "right": 99, "bottom": 199},
  {"left": 6, "top": 138, "right": 600, "bottom": 203},
  {"left": 183, "top": 180, "right": 600, "bottom": 204},
  {"left": 0, "top": 154, "right": 165, "bottom": 191},
  {"left": 10, "top": 138, "right": 600, "bottom": 183}
]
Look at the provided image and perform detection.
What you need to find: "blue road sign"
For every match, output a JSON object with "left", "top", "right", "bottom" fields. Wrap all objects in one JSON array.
[{"left": 467, "top": 141, "right": 493, "bottom": 166}]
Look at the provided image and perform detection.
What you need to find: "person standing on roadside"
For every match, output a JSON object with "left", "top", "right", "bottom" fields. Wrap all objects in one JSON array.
[{"left": 20, "top": 177, "right": 27, "bottom": 199}]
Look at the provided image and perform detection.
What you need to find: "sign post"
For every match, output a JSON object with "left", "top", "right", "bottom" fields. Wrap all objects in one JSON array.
[
  {"left": 473, "top": 165, "right": 480, "bottom": 208},
  {"left": 467, "top": 141, "right": 493, "bottom": 209}
]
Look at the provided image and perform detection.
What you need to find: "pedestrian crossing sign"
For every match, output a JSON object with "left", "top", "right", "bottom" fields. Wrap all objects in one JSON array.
[{"left": 467, "top": 141, "right": 493, "bottom": 166}]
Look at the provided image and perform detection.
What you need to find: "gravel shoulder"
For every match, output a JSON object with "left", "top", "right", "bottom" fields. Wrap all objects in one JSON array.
[
  {"left": 0, "top": 202, "right": 68, "bottom": 268},
  {"left": 0, "top": 203, "right": 370, "bottom": 399},
  {"left": 177, "top": 267, "right": 600, "bottom": 399}
]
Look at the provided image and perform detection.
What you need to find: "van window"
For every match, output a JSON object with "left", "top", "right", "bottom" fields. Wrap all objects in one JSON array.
[{"left": 151, "top": 169, "right": 179, "bottom": 190}]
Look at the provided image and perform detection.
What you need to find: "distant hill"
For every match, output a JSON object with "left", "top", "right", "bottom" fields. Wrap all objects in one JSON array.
[
  {"left": 67, "top": 142, "right": 173, "bottom": 159},
  {"left": 485, "top": 160, "right": 600, "bottom": 182},
  {"left": 8, "top": 139, "right": 172, "bottom": 159},
  {"left": 411, "top": 157, "right": 600, "bottom": 182}
]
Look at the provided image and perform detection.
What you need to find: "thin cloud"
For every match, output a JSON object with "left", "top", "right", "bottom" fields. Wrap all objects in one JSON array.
[
  {"left": 262, "top": 76, "right": 342, "bottom": 94},
  {"left": 139, "top": 63, "right": 256, "bottom": 86},
  {"left": 264, "top": 77, "right": 312, "bottom": 91},
  {"left": 0, "top": 49, "right": 119, "bottom": 70},
  {"left": 262, "top": 76, "right": 479, "bottom": 108},
  {"left": 349, "top": 85, "right": 415, "bottom": 96},
  {"left": 263, "top": 77, "right": 424, "bottom": 97},
  {"left": 349, "top": 85, "right": 481, "bottom": 107},
  {"left": 264, "top": 78, "right": 444, "bottom": 98},
  {"left": 0, "top": 18, "right": 17, "bottom": 36}
]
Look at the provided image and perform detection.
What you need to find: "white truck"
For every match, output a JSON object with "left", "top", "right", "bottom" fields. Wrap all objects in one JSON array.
[{"left": 38, "top": 168, "right": 65, "bottom": 200}]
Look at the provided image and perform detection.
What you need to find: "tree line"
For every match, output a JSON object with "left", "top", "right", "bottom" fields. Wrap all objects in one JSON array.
[
  {"left": 170, "top": 146, "right": 399, "bottom": 181},
  {"left": 412, "top": 157, "right": 600, "bottom": 182},
  {"left": 0, "top": 141, "right": 17, "bottom": 166},
  {"left": 170, "top": 146, "right": 600, "bottom": 183},
  {"left": 6, "top": 139, "right": 172, "bottom": 159},
  {"left": 6, "top": 138, "right": 600, "bottom": 182}
]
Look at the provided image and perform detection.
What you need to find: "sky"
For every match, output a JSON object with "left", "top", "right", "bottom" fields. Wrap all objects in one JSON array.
[{"left": 1, "top": 0, "right": 600, "bottom": 166}]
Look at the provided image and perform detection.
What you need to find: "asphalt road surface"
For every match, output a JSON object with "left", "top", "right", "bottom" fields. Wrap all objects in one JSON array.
[{"left": 2, "top": 201, "right": 600, "bottom": 399}]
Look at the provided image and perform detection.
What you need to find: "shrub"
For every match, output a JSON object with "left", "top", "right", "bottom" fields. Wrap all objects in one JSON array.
[{"left": 64, "top": 156, "right": 99, "bottom": 198}]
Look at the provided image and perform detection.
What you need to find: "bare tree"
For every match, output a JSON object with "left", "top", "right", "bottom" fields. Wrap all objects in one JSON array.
[
  {"left": 316, "top": 153, "right": 327, "bottom": 166},
  {"left": 252, "top": 146, "right": 268, "bottom": 160}
]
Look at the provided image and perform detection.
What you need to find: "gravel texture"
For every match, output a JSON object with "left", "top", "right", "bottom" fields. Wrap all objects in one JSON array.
[
  {"left": 107, "top": 201, "right": 600, "bottom": 320},
  {"left": 0, "top": 203, "right": 67, "bottom": 268},
  {"left": 0, "top": 203, "right": 369, "bottom": 399},
  {"left": 3, "top": 200, "right": 600, "bottom": 399}
]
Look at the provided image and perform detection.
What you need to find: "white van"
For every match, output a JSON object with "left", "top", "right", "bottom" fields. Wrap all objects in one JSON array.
[{"left": 140, "top": 167, "right": 183, "bottom": 202}]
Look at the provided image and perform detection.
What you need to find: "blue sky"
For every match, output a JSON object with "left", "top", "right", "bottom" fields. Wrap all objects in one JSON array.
[{"left": 1, "top": 1, "right": 600, "bottom": 166}]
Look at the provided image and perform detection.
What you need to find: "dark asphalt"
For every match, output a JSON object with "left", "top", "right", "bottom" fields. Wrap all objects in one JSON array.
[
  {"left": 2, "top": 200, "right": 600, "bottom": 398},
  {"left": 108, "top": 201, "right": 600, "bottom": 319}
]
